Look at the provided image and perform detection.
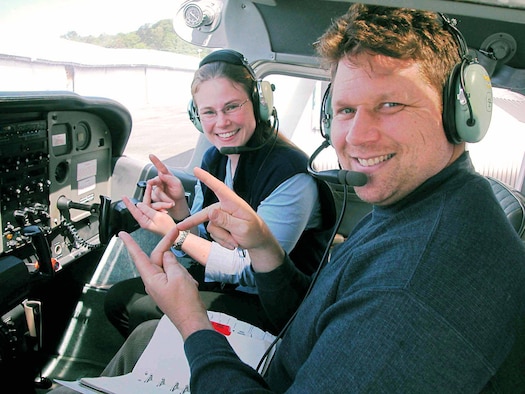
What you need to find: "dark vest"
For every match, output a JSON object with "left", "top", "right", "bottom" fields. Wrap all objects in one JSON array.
[{"left": 201, "top": 138, "right": 335, "bottom": 276}]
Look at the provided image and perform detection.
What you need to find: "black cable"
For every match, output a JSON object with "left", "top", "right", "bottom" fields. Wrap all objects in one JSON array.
[
  {"left": 256, "top": 182, "right": 349, "bottom": 373},
  {"left": 61, "top": 219, "right": 103, "bottom": 251}
]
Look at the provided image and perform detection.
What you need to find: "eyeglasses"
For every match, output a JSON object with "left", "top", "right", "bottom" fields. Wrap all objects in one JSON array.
[{"left": 198, "top": 99, "right": 250, "bottom": 121}]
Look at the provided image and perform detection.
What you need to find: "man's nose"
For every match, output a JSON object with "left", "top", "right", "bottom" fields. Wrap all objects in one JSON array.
[{"left": 346, "top": 109, "right": 380, "bottom": 145}]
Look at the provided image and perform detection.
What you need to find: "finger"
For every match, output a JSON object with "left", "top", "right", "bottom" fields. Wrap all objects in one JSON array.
[
  {"left": 135, "top": 202, "right": 168, "bottom": 222},
  {"left": 149, "top": 227, "right": 179, "bottom": 265},
  {"left": 193, "top": 167, "right": 236, "bottom": 202},
  {"left": 147, "top": 176, "right": 162, "bottom": 188},
  {"left": 150, "top": 154, "right": 171, "bottom": 176},
  {"left": 126, "top": 198, "right": 165, "bottom": 229},
  {"left": 119, "top": 231, "right": 154, "bottom": 276},
  {"left": 122, "top": 196, "right": 144, "bottom": 221},
  {"left": 152, "top": 186, "right": 174, "bottom": 205},
  {"left": 207, "top": 205, "right": 241, "bottom": 248},
  {"left": 118, "top": 231, "right": 142, "bottom": 257},
  {"left": 123, "top": 197, "right": 149, "bottom": 225},
  {"left": 178, "top": 203, "right": 239, "bottom": 248},
  {"left": 143, "top": 182, "right": 153, "bottom": 205},
  {"left": 151, "top": 201, "right": 174, "bottom": 212},
  {"left": 176, "top": 204, "right": 214, "bottom": 230},
  {"left": 206, "top": 223, "right": 238, "bottom": 249},
  {"left": 161, "top": 251, "right": 191, "bottom": 280},
  {"left": 193, "top": 168, "right": 252, "bottom": 218}
]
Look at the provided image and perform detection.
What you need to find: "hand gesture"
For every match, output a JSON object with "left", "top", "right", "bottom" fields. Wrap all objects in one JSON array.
[
  {"left": 119, "top": 228, "right": 212, "bottom": 340},
  {"left": 178, "top": 168, "right": 284, "bottom": 273},
  {"left": 122, "top": 195, "right": 176, "bottom": 237},
  {"left": 148, "top": 154, "right": 190, "bottom": 220}
]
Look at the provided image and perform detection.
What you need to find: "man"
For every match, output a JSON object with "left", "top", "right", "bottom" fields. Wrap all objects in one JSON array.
[{"left": 60, "top": 4, "right": 525, "bottom": 393}]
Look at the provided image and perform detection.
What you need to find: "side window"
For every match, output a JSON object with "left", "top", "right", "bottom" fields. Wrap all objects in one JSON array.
[
  {"left": 72, "top": 49, "right": 225, "bottom": 168},
  {"left": 0, "top": 2, "right": 207, "bottom": 167},
  {"left": 268, "top": 74, "right": 338, "bottom": 171},
  {"left": 117, "top": 63, "right": 201, "bottom": 165},
  {"left": 467, "top": 87, "right": 525, "bottom": 190},
  {"left": 269, "top": 74, "right": 525, "bottom": 190}
]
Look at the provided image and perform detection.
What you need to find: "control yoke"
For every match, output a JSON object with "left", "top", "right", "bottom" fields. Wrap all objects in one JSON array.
[
  {"left": 56, "top": 194, "right": 141, "bottom": 246},
  {"left": 22, "top": 183, "right": 144, "bottom": 277}
]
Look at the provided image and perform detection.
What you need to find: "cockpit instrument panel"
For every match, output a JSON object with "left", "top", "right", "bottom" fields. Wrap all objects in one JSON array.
[{"left": 0, "top": 92, "right": 131, "bottom": 276}]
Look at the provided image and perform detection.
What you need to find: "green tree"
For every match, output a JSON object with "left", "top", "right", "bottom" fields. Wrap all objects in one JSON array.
[{"left": 62, "top": 19, "right": 209, "bottom": 57}]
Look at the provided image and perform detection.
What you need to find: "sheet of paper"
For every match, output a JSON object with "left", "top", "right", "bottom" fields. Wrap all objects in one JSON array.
[{"left": 58, "top": 312, "right": 276, "bottom": 393}]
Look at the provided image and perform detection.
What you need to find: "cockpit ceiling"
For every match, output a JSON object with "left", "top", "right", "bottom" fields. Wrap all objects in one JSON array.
[{"left": 252, "top": 0, "right": 524, "bottom": 71}]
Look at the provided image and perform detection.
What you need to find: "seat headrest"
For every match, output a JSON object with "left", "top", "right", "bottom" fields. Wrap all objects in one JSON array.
[{"left": 487, "top": 177, "right": 525, "bottom": 238}]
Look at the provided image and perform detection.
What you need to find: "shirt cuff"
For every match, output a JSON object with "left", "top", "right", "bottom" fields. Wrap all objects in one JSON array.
[{"left": 204, "top": 242, "right": 253, "bottom": 285}]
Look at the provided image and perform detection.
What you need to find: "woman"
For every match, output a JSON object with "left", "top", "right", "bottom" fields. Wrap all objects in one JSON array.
[{"left": 105, "top": 49, "right": 334, "bottom": 336}]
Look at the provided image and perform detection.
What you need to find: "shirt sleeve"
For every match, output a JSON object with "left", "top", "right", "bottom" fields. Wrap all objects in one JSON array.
[
  {"left": 204, "top": 173, "right": 320, "bottom": 290},
  {"left": 172, "top": 180, "right": 207, "bottom": 258},
  {"left": 185, "top": 329, "right": 272, "bottom": 392},
  {"left": 184, "top": 255, "right": 311, "bottom": 393}
]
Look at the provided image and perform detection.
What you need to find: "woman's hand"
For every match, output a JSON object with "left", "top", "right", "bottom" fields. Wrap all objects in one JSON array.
[
  {"left": 119, "top": 228, "right": 212, "bottom": 340},
  {"left": 148, "top": 154, "right": 190, "bottom": 220},
  {"left": 178, "top": 167, "right": 285, "bottom": 273},
  {"left": 123, "top": 154, "right": 192, "bottom": 236},
  {"left": 122, "top": 195, "right": 176, "bottom": 237}
]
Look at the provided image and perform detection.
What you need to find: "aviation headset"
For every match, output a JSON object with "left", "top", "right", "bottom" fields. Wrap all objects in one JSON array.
[
  {"left": 187, "top": 49, "right": 274, "bottom": 133},
  {"left": 320, "top": 14, "right": 493, "bottom": 145}
]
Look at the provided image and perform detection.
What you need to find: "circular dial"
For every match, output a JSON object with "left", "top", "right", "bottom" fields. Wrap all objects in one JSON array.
[{"left": 183, "top": 4, "right": 204, "bottom": 28}]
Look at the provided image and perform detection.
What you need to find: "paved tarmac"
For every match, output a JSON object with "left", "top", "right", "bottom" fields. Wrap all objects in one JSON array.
[{"left": 122, "top": 105, "right": 200, "bottom": 164}]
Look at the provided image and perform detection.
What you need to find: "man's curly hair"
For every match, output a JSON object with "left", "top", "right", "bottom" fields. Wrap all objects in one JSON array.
[{"left": 316, "top": 4, "right": 461, "bottom": 95}]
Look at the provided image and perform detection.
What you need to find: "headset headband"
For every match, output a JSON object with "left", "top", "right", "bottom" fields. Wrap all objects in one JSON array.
[{"left": 198, "top": 49, "right": 256, "bottom": 80}]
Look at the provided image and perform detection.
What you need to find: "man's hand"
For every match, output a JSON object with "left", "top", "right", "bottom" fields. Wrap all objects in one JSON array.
[
  {"left": 119, "top": 228, "right": 212, "bottom": 340},
  {"left": 178, "top": 167, "right": 285, "bottom": 273}
]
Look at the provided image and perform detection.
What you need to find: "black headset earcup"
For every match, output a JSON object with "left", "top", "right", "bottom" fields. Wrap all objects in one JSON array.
[
  {"left": 187, "top": 99, "right": 203, "bottom": 133},
  {"left": 320, "top": 86, "right": 332, "bottom": 144},
  {"left": 443, "top": 63, "right": 461, "bottom": 143}
]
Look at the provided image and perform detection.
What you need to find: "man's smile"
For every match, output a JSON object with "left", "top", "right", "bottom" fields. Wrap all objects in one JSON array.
[{"left": 357, "top": 153, "right": 395, "bottom": 167}]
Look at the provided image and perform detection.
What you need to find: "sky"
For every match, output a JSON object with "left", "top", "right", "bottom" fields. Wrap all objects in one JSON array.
[{"left": 0, "top": 0, "right": 179, "bottom": 38}]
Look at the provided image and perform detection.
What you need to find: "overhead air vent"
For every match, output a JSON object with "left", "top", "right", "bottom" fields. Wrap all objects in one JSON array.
[
  {"left": 481, "top": 32, "right": 517, "bottom": 64},
  {"left": 180, "top": 1, "right": 221, "bottom": 33}
]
